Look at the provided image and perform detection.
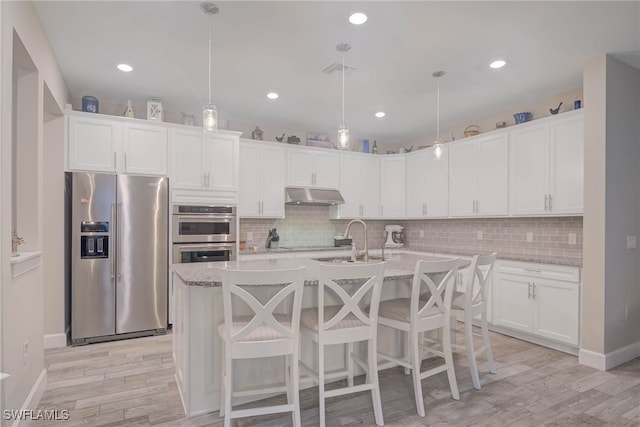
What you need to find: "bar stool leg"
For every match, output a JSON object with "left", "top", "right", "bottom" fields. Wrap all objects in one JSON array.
[
  {"left": 410, "top": 331, "right": 426, "bottom": 417},
  {"left": 368, "top": 338, "right": 384, "bottom": 426}
]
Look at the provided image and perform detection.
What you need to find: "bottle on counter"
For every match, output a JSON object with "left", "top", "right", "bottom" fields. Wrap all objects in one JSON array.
[{"left": 372, "top": 140, "right": 378, "bottom": 154}]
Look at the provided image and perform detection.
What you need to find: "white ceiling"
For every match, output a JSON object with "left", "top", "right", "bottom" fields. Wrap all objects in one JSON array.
[{"left": 34, "top": 1, "right": 640, "bottom": 143}]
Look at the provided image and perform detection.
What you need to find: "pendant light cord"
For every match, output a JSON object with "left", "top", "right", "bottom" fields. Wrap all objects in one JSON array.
[
  {"left": 208, "top": 22, "right": 212, "bottom": 104},
  {"left": 436, "top": 77, "right": 440, "bottom": 141},
  {"left": 342, "top": 51, "right": 345, "bottom": 126}
]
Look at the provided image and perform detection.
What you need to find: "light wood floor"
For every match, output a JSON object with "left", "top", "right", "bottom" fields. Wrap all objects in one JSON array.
[{"left": 26, "top": 330, "right": 640, "bottom": 427}]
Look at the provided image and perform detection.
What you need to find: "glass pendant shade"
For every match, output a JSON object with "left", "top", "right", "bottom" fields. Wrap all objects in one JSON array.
[
  {"left": 203, "top": 103, "right": 218, "bottom": 133},
  {"left": 337, "top": 125, "right": 349, "bottom": 150},
  {"left": 433, "top": 140, "right": 443, "bottom": 160}
]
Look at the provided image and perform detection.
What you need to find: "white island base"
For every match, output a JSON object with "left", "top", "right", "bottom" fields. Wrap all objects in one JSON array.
[{"left": 172, "top": 273, "right": 413, "bottom": 416}]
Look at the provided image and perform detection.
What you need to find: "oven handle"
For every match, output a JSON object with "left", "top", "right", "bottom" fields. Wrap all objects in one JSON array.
[
  {"left": 174, "top": 215, "right": 236, "bottom": 222},
  {"left": 175, "top": 243, "right": 236, "bottom": 251}
]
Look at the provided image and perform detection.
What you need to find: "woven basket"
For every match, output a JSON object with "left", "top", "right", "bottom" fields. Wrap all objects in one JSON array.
[{"left": 464, "top": 125, "right": 480, "bottom": 137}]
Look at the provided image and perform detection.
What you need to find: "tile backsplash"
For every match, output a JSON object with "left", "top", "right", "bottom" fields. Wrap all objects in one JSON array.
[
  {"left": 239, "top": 206, "right": 388, "bottom": 249},
  {"left": 400, "top": 217, "right": 583, "bottom": 265},
  {"left": 239, "top": 207, "right": 583, "bottom": 265}
]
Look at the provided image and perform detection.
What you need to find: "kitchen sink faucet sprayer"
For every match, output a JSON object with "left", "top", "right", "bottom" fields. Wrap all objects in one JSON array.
[{"left": 343, "top": 219, "right": 368, "bottom": 262}]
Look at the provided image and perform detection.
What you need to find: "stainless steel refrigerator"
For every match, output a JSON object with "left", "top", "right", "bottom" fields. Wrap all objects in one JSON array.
[{"left": 69, "top": 172, "right": 168, "bottom": 344}]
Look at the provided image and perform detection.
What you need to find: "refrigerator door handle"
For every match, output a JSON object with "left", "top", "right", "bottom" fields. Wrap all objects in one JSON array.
[
  {"left": 117, "top": 202, "right": 123, "bottom": 278},
  {"left": 111, "top": 203, "right": 116, "bottom": 279}
]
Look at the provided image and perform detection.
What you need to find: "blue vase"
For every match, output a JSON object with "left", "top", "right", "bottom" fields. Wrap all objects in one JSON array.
[
  {"left": 362, "top": 139, "right": 370, "bottom": 153},
  {"left": 82, "top": 96, "right": 99, "bottom": 113}
]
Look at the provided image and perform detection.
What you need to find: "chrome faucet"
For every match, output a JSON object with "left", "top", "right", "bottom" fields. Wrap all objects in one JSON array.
[{"left": 344, "top": 219, "right": 368, "bottom": 262}]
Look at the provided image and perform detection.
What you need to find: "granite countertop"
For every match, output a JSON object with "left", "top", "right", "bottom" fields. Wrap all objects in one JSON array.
[
  {"left": 172, "top": 252, "right": 460, "bottom": 287},
  {"left": 239, "top": 245, "right": 583, "bottom": 268}
]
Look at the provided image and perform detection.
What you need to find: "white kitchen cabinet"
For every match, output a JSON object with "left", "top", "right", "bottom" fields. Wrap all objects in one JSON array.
[
  {"left": 238, "top": 140, "right": 285, "bottom": 218},
  {"left": 66, "top": 111, "right": 168, "bottom": 175},
  {"left": 492, "top": 260, "right": 580, "bottom": 346},
  {"left": 380, "top": 156, "right": 406, "bottom": 218},
  {"left": 331, "top": 153, "right": 380, "bottom": 219},
  {"left": 509, "top": 110, "right": 584, "bottom": 215},
  {"left": 286, "top": 147, "right": 340, "bottom": 188},
  {"left": 406, "top": 147, "right": 449, "bottom": 218},
  {"left": 123, "top": 122, "right": 168, "bottom": 175},
  {"left": 449, "top": 133, "right": 508, "bottom": 217},
  {"left": 170, "top": 127, "right": 240, "bottom": 204}
]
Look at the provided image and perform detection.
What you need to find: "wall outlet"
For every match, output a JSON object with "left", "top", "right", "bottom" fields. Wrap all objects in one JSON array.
[
  {"left": 568, "top": 233, "right": 577, "bottom": 245},
  {"left": 246, "top": 232, "right": 253, "bottom": 241},
  {"left": 627, "top": 235, "right": 637, "bottom": 249},
  {"left": 626, "top": 305, "right": 630, "bottom": 319},
  {"left": 419, "top": 229, "right": 425, "bottom": 238},
  {"left": 23, "top": 340, "right": 29, "bottom": 364},
  {"left": 477, "top": 230, "right": 483, "bottom": 240},
  {"left": 526, "top": 232, "right": 533, "bottom": 243}
]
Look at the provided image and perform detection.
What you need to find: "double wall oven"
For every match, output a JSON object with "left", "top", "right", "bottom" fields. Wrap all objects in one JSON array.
[{"left": 172, "top": 205, "right": 237, "bottom": 263}]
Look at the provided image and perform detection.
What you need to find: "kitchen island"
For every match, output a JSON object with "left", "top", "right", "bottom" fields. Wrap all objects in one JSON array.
[{"left": 171, "top": 252, "right": 456, "bottom": 416}]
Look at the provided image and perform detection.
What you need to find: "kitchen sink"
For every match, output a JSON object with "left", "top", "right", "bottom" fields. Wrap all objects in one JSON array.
[{"left": 312, "top": 256, "right": 382, "bottom": 264}]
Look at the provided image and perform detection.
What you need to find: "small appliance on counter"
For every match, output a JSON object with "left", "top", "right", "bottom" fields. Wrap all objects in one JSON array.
[
  {"left": 384, "top": 225, "right": 405, "bottom": 248},
  {"left": 265, "top": 228, "right": 279, "bottom": 249}
]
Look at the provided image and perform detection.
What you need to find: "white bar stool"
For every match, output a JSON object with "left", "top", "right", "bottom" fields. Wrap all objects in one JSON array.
[
  {"left": 377, "top": 258, "right": 460, "bottom": 417},
  {"left": 451, "top": 253, "right": 497, "bottom": 390},
  {"left": 218, "top": 267, "right": 306, "bottom": 427},
  {"left": 300, "top": 262, "right": 386, "bottom": 427}
]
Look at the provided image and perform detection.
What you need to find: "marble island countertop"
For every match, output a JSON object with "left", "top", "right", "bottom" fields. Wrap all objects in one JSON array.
[{"left": 172, "top": 252, "right": 457, "bottom": 287}]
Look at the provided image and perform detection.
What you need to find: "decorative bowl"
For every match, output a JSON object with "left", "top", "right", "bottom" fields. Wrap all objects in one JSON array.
[{"left": 513, "top": 112, "right": 532, "bottom": 124}]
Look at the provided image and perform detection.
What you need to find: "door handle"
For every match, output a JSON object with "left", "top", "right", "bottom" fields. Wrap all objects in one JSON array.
[
  {"left": 544, "top": 195, "right": 548, "bottom": 211},
  {"left": 124, "top": 153, "right": 127, "bottom": 171},
  {"left": 203, "top": 172, "right": 206, "bottom": 187},
  {"left": 113, "top": 152, "right": 117, "bottom": 170},
  {"left": 381, "top": 205, "right": 384, "bottom": 216},
  {"left": 117, "top": 202, "right": 123, "bottom": 279},
  {"left": 528, "top": 282, "right": 532, "bottom": 299},
  {"left": 532, "top": 283, "right": 536, "bottom": 300},
  {"left": 548, "top": 195, "right": 552, "bottom": 211},
  {"left": 110, "top": 203, "right": 116, "bottom": 279}
]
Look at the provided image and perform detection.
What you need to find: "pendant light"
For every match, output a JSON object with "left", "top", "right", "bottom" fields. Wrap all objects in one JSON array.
[
  {"left": 337, "top": 43, "right": 351, "bottom": 150},
  {"left": 432, "top": 70, "right": 446, "bottom": 160},
  {"left": 201, "top": 2, "right": 219, "bottom": 133}
]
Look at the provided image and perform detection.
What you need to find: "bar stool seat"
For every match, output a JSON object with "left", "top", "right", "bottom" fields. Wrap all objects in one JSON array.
[
  {"left": 300, "top": 262, "right": 386, "bottom": 427},
  {"left": 218, "top": 267, "right": 306, "bottom": 427},
  {"left": 377, "top": 258, "right": 460, "bottom": 418}
]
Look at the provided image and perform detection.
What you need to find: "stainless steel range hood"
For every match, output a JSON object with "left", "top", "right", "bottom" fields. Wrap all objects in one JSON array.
[{"left": 285, "top": 187, "right": 345, "bottom": 206}]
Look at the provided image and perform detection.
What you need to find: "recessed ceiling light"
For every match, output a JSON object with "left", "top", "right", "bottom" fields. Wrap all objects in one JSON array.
[
  {"left": 117, "top": 63, "right": 133, "bottom": 72},
  {"left": 349, "top": 12, "right": 367, "bottom": 25},
  {"left": 375, "top": 111, "right": 386, "bottom": 118},
  {"left": 490, "top": 60, "right": 506, "bottom": 69},
  {"left": 266, "top": 92, "right": 279, "bottom": 99}
]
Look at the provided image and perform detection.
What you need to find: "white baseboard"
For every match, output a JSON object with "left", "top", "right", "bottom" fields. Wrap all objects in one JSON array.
[
  {"left": 578, "top": 348, "right": 606, "bottom": 370},
  {"left": 579, "top": 341, "right": 640, "bottom": 371},
  {"left": 44, "top": 333, "right": 67, "bottom": 349},
  {"left": 12, "top": 369, "right": 47, "bottom": 427}
]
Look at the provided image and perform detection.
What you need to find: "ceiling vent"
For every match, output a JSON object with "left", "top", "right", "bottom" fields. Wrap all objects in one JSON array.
[{"left": 322, "top": 63, "right": 357, "bottom": 74}]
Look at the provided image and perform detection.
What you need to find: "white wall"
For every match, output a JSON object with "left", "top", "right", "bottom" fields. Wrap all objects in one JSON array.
[
  {"left": 581, "top": 54, "right": 640, "bottom": 369},
  {"left": 1, "top": 0, "right": 68, "bottom": 414},
  {"left": 42, "top": 112, "right": 64, "bottom": 338}
]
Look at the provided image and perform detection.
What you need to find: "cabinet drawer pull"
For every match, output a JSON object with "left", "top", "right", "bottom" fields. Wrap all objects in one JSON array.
[
  {"left": 524, "top": 268, "right": 542, "bottom": 273},
  {"left": 528, "top": 282, "right": 532, "bottom": 299},
  {"left": 532, "top": 283, "right": 536, "bottom": 300}
]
